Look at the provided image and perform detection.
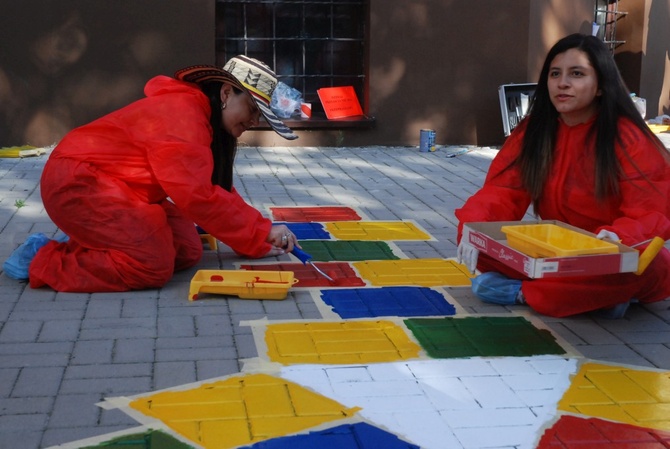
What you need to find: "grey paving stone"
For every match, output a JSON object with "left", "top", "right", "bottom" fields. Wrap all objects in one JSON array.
[
  {"left": 154, "top": 361, "right": 197, "bottom": 389},
  {"left": 155, "top": 345, "right": 238, "bottom": 362},
  {"left": 0, "top": 396, "right": 53, "bottom": 415},
  {"left": 12, "top": 366, "right": 65, "bottom": 397},
  {"left": 195, "top": 314, "right": 235, "bottom": 336},
  {"left": 0, "top": 320, "right": 41, "bottom": 342},
  {"left": 79, "top": 317, "right": 156, "bottom": 340},
  {"left": 0, "top": 353, "right": 71, "bottom": 370},
  {"left": 629, "top": 343, "right": 670, "bottom": 369},
  {"left": 84, "top": 298, "right": 123, "bottom": 318},
  {"left": 42, "top": 425, "right": 135, "bottom": 449},
  {"left": 39, "top": 319, "right": 81, "bottom": 342},
  {"left": 47, "top": 393, "right": 104, "bottom": 427},
  {"left": 558, "top": 319, "right": 624, "bottom": 345},
  {"left": 576, "top": 344, "right": 655, "bottom": 368},
  {"left": 64, "top": 363, "right": 152, "bottom": 380},
  {"left": 0, "top": 412, "right": 48, "bottom": 434},
  {"left": 113, "top": 338, "right": 155, "bottom": 364},
  {"left": 196, "top": 359, "right": 241, "bottom": 379},
  {"left": 234, "top": 332, "right": 259, "bottom": 359},
  {"left": 157, "top": 315, "right": 196, "bottom": 338},
  {"left": 0, "top": 429, "right": 43, "bottom": 449},
  {"left": 71, "top": 340, "right": 114, "bottom": 365},
  {"left": 59, "top": 376, "right": 152, "bottom": 396}
]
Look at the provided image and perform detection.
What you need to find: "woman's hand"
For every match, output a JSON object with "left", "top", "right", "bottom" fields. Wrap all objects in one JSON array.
[{"left": 264, "top": 225, "right": 300, "bottom": 257}]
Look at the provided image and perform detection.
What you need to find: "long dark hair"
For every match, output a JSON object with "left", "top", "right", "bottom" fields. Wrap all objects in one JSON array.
[
  {"left": 520, "top": 33, "right": 667, "bottom": 212},
  {"left": 200, "top": 81, "right": 238, "bottom": 191}
]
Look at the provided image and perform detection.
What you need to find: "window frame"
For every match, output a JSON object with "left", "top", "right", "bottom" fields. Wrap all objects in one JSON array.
[{"left": 215, "top": 0, "right": 373, "bottom": 129}]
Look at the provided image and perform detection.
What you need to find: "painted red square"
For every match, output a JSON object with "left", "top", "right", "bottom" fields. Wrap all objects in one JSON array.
[
  {"left": 270, "top": 206, "right": 362, "bottom": 222},
  {"left": 537, "top": 415, "right": 670, "bottom": 448},
  {"left": 240, "top": 262, "right": 365, "bottom": 288}
]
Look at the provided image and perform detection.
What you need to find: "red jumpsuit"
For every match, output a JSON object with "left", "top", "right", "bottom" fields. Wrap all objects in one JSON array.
[
  {"left": 456, "top": 117, "right": 670, "bottom": 317},
  {"left": 29, "top": 76, "right": 272, "bottom": 292}
]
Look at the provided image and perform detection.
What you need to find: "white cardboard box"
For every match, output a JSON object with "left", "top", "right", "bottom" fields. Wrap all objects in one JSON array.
[{"left": 462, "top": 220, "right": 639, "bottom": 278}]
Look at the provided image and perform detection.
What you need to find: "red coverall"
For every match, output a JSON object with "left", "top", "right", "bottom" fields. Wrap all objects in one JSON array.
[
  {"left": 29, "top": 76, "right": 272, "bottom": 292},
  {"left": 456, "top": 117, "right": 670, "bottom": 317}
]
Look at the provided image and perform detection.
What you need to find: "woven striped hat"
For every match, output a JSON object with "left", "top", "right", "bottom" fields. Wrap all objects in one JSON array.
[{"left": 174, "top": 55, "right": 297, "bottom": 140}]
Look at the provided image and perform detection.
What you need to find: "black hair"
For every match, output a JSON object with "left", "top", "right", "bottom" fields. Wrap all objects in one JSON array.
[{"left": 200, "top": 81, "right": 238, "bottom": 191}]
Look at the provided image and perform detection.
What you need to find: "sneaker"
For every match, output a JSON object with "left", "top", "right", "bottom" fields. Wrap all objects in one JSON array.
[
  {"left": 2, "top": 233, "right": 51, "bottom": 280},
  {"left": 471, "top": 271, "right": 523, "bottom": 305}
]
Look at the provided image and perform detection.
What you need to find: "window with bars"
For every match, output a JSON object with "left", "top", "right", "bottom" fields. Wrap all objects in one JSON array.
[{"left": 216, "top": 0, "right": 369, "bottom": 122}]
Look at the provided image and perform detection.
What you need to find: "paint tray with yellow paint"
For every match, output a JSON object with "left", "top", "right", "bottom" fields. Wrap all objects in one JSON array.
[
  {"left": 501, "top": 223, "right": 619, "bottom": 257},
  {"left": 189, "top": 270, "right": 297, "bottom": 301}
]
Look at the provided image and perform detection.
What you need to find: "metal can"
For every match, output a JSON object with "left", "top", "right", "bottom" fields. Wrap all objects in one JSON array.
[{"left": 419, "top": 129, "right": 436, "bottom": 152}]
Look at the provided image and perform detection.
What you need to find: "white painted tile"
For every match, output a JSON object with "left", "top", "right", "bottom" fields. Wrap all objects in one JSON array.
[
  {"left": 454, "top": 424, "right": 539, "bottom": 449},
  {"left": 409, "top": 358, "right": 498, "bottom": 378},
  {"left": 324, "top": 365, "right": 372, "bottom": 383},
  {"left": 460, "top": 377, "right": 526, "bottom": 408},
  {"left": 442, "top": 407, "right": 538, "bottom": 428}
]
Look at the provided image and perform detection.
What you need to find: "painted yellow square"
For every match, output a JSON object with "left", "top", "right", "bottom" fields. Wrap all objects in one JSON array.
[
  {"left": 353, "top": 259, "right": 473, "bottom": 286},
  {"left": 626, "top": 371, "right": 670, "bottom": 402},
  {"left": 325, "top": 221, "right": 432, "bottom": 240},
  {"left": 129, "top": 373, "right": 359, "bottom": 449},
  {"left": 266, "top": 320, "right": 421, "bottom": 365},
  {"left": 558, "top": 362, "right": 670, "bottom": 432},
  {"left": 585, "top": 370, "right": 655, "bottom": 404}
]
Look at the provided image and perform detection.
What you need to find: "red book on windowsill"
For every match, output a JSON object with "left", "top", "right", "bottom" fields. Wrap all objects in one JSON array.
[{"left": 317, "top": 86, "right": 363, "bottom": 119}]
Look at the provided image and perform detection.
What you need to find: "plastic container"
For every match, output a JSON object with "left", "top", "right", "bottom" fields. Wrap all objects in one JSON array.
[
  {"left": 189, "top": 270, "right": 297, "bottom": 301},
  {"left": 630, "top": 93, "right": 647, "bottom": 119},
  {"left": 501, "top": 224, "right": 619, "bottom": 258}
]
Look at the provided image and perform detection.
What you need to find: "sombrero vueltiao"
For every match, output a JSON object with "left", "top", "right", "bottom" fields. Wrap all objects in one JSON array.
[{"left": 174, "top": 55, "right": 297, "bottom": 140}]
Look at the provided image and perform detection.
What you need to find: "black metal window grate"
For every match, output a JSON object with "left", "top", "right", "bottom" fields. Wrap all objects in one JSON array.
[{"left": 216, "top": 0, "right": 368, "bottom": 117}]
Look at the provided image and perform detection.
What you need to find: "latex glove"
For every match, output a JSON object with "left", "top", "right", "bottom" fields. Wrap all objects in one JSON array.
[
  {"left": 596, "top": 229, "right": 620, "bottom": 243},
  {"left": 457, "top": 241, "right": 479, "bottom": 274}
]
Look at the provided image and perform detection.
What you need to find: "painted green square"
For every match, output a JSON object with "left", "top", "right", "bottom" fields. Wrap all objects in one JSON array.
[
  {"left": 404, "top": 316, "right": 566, "bottom": 358},
  {"left": 80, "top": 429, "right": 193, "bottom": 449},
  {"left": 300, "top": 240, "right": 399, "bottom": 261}
]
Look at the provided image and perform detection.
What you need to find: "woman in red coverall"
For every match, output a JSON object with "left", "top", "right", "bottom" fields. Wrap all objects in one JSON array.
[
  {"left": 3, "top": 55, "right": 301, "bottom": 292},
  {"left": 456, "top": 34, "right": 670, "bottom": 318}
]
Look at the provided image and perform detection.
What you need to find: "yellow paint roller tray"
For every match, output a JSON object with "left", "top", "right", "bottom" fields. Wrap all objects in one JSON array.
[
  {"left": 189, "top": 270, "right": 297, "bottom": 301},
  {"left": 501, "top": 224, "right": 619, "bottom": 258}
]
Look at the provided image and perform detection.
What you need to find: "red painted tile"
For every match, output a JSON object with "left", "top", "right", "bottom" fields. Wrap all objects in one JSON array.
[
  {"left": 537, "top": 415, "right": 670, "bottom": 448},
  {"left": 240, "top": 262, "right": 365, "bottom": 288},
  {"left": 270, "top": 206, "right": 361, "bottom": 222}
]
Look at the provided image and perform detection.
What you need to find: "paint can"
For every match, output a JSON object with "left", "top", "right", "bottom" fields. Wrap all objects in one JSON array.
[{"left": 419, "top": 129, "right": 436, "bottom": 152}]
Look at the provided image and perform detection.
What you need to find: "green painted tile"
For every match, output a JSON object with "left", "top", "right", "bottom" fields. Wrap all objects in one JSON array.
[
  {"left": 404, "top": 316, "right": 566, "bottom": 358},
  {"left": 299, "top": 240, "right": 400, "bottom": 261},
  {"left": 80, "top": 429, "right": 194, "bottom": 449}
]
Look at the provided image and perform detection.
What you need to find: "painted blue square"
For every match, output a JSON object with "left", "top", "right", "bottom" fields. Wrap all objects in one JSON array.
[
  {"left": 321, "top": 287, "right": 456, "bottom": 318},
  {"left": 274, "top": 222, "right": 332, "bottom": 240},
  {"left": 242, "top": 422, "right": 420, "bottom": 449}
]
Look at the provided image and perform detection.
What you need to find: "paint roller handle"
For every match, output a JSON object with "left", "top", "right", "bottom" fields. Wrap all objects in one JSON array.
[
  {"left": 291, "top": 247, "right": 312, "bottom": 265},
  {"left": 635, "top": 236, "right": 665, "bottom": 275}
]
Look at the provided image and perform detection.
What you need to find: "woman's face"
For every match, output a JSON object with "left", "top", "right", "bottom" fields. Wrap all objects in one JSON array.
[
  {"left": 547, "top": 48, "right": 601, "bottom": 126},
  {"left": 220, "top": 83, "right": 261, "bottom": 137}
]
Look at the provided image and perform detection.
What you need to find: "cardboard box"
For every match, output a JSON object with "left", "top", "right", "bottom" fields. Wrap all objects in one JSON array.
[{"left": 462, "top": 220, "right": 639, "bottom": 278}]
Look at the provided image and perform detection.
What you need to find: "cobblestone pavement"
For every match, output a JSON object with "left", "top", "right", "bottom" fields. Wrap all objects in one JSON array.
[{"left": 1, "top": 145, "right": 669, "bottom": 448}]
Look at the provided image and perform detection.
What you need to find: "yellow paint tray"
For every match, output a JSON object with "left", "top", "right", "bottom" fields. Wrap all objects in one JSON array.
[
  {"left": 189, "top": 270, "right": 297, "bottom": 301},
  {"left": 501, "top": 224, "right": 619, "bottom": 258}
]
